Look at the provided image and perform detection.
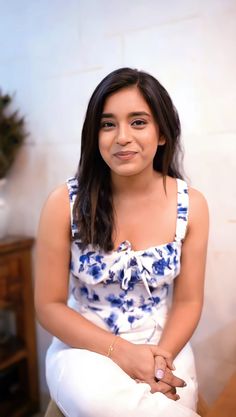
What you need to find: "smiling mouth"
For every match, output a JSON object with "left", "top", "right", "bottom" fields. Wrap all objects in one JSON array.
[{"left": 114, "top": 151, "right": 138, "bottom": 160}]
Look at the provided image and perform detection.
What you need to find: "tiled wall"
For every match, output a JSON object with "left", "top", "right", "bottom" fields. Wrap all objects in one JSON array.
[{"left": 1, "top": 0, "right": 235, "bottom": 410}]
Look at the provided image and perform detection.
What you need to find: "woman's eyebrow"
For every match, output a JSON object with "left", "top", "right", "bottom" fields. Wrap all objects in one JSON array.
[{"left": 101, "top": 111, "right": 151, "bottom": 118}]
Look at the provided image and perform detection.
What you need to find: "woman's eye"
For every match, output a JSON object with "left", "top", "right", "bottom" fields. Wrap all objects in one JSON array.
[
  {"left": 132, "top": 119, "right": 146, "bottom": 127},
  {"left": 100, "top": 121, "right": 114, "bottom": 129}
]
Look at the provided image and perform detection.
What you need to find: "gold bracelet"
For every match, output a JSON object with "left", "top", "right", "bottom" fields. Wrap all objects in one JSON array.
[{"left": 107, "top": 335, "right": 118, "bottom": 358}]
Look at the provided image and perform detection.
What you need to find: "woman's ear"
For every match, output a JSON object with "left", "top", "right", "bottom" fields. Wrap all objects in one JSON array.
[{"left": 159, "top": 135, "right": 166, "bottom": 145}]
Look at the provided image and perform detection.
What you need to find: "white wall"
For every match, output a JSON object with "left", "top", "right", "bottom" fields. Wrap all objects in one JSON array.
[{"left": 0, "top": 0, "right": 235, "bottom": 411}]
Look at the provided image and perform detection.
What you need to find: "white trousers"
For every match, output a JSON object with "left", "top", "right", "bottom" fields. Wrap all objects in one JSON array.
[{"left": 46, "top": 311, "right": 200, "bottom": 417}]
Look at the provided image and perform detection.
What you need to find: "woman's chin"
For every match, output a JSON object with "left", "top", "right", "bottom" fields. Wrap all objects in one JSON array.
[{"left": 110, "top": 166, "right": 151, "bottom": 178}]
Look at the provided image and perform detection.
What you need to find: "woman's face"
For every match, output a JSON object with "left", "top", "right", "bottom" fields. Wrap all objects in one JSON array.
[{"left": 98, "top": 86, "right": 165, "bottom": 178}]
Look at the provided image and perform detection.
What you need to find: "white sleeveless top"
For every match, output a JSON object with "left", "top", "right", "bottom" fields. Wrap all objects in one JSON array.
[{"left": 66, "top": 176, "right": 189, "bottom": 335}]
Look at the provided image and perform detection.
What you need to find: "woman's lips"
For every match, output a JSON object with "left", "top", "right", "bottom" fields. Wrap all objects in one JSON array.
[{"left": 113, "top": 151, "right": 137, "bottom": 160}]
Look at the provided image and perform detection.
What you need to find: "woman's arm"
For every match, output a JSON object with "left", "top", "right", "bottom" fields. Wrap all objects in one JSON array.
[
  {"left": 35, "top": 185, "right": 182, "bottom": 395},
  {"left": 35, "top": 184, "right": 120, "bottom": 355},
  {"left": 157, "top": 187, "right": 209, "bottom": 358}
]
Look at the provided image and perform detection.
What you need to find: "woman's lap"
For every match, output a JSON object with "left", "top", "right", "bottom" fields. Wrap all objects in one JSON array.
[{"left": 46, "top": 338, "right": 199, "bottom": 417}]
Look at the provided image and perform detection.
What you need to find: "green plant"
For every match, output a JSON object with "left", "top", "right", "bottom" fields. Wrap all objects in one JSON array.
[{"left": 0, "top": 91, "right": 27, "bottom": 179}]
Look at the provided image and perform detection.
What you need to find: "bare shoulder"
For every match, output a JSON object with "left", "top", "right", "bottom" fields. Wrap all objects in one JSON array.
[
  {"left": 44, "top": 183, "right": 69, "bottom": 206},
  {"left": 188, "top": 186, "right": 208, "bottom": 211},
  {"left": 38, "top": 183, "right": 70, "bottom": 235},
  {"left": 165, "top": 176, "right": 208, "bottom": 215},
  {"left": 188, "top": 186, "right": 209, "bottom": 229}
]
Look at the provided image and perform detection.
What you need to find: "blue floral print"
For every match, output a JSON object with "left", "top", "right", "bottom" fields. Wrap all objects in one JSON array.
[
  {"left": 152, "top": 258, "right": 171, "bottom": 275},
  {"left": 105, "top": 312, "right": 119, "bottom": 334},
  {"left": 106, "top": 294, "right": 124, "bottom": 308},
  {"left": 78, "top": 251, "right": 106, "bottom": 279},
  {"left": 66, "top": 176, "right": 189, "bottom": 334}
]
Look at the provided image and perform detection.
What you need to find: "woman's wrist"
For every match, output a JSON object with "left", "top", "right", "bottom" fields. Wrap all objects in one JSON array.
[
  {"left": 157, "top": 342, "right": 175, "bottom": 360},
  {"left": 106, "top": 335, "right": 131, "bottom": 362},
  {"left": 106, "top": 335, "right": 119, "bottom": 358}
]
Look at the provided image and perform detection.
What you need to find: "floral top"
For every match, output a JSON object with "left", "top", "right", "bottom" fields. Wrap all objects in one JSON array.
[{"left": 67, "top": 177, "right": 189, "bottom": 335}]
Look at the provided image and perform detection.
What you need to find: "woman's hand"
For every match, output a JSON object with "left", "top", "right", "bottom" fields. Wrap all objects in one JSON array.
[
  {"left": 155, "top": 361, "right": 184, "bottom": 400},
  {"left": 111, "top": 338, "right": 169, "bottom": 386},
  {"left": 111, "top": 338, "right": 185, "bottom": 399},
  {"left": 154, "top": 355, "right": 187, "bottom": 400},
  {"left": 111, "top": 338, "right": 173, "bottom": 392},
  {"left": 155, "top": 354, "right": 173, "bottom": 380}
]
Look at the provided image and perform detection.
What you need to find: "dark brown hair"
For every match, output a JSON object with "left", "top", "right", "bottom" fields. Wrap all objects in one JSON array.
[{"left": 73, "top": 67, "right": 184, "bottom": 251}]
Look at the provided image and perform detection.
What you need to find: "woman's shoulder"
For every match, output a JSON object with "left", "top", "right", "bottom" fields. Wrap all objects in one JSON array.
[
  {"left": 37, "top": 184, "right": 71, "bottom": 256},
  {"left": 46, "top": 183, "right": 70, "bottom": 206},
  {"left": 166, "top": 175, "right": 208, "bottom": 205},
  {"left": 187, "top": 186, "right": 209, "bottom": 229},
  {"left": 188, "top": 186, "right": 208, "bottom": 210},
  {"left": 39, "top": 183, "right": 71, "bottom": 229},
  {"left": 165, "top": 175, "right": 209, "bottom": 222}
]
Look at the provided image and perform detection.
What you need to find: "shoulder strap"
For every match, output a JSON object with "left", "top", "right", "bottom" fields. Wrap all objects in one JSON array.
[
  {"left": 175, "top": 179, "right": 189, "bottom": 242},
  {"left": 66, "top": 177, "right": 79, "bottom": 238}
]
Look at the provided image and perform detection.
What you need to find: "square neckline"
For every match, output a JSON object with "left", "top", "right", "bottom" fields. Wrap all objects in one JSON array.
[
  {"left": 114, "top": 178, "right": 187, "bottom": 254},
  {"left": 115, "top": 238, "right": 180, "bottom": 256},
  {"left": 67, "top": 176, "right": 189, "bottom": 254}
]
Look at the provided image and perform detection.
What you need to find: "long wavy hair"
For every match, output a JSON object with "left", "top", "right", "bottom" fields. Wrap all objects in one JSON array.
[{"left": 73, "top": 67, "right": 184, "bottom": 251}]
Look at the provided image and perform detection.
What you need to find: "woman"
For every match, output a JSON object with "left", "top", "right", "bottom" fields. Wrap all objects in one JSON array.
[{"left": 35, "top": 67, "right": 209, "bottom": 417}]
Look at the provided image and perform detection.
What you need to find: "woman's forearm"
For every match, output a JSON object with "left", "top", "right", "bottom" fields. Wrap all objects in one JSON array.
[
  {"left": 36, "top": 302, "right": 180, "bottom": 395},
  {"left": 157, "top": 300, "right": 203, "bottom": 358},
  {"left": 36, "top": 302, "right": 121, "bottom": 355}
]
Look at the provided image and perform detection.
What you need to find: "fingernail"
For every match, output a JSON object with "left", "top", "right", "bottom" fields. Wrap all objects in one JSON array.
[
  {"left": 176, "top": 395, "right": 180, "bottom": 400},
  {"left": 156, "top": 369, "right": 164, "bottom": 379},
  {"left": 183, "top": 381, "right": 187, "bottom": 387}
]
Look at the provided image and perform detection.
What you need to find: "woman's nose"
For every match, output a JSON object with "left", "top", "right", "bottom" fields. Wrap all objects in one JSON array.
[{"left": 116, "top": 125, "right": 132, "bottom": 145}]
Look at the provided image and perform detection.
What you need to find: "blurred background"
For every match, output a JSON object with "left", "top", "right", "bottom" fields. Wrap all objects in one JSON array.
[{"left": 0, "top": 0, "right": 235, "bottom": 415}]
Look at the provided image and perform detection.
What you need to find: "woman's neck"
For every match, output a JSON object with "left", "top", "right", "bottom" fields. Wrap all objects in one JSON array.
[{"left": 111, "top": 168, "right": 163, "bottom": 198}]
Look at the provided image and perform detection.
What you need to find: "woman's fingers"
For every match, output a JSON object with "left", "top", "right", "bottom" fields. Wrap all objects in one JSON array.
[
  {"left": 155, "top": 355, "right": 166, "bottom": 380},
  {"left": 148, "top": 379, "right": 179, "bottom": 400},
  {"left": 160, "top": 367, "right": 187, "bottom": 388},
  {"left": 150, "top": 345, "right": 175, "bottom": 370},
  {"left": 155, "top": 380, "right": 177, "bottom": 394},
  {"left": 160, "top": 384, "right": 179, "bottom": 400},
  {"left": 163, "top": 391, "right": 180, "bottom": 401}
]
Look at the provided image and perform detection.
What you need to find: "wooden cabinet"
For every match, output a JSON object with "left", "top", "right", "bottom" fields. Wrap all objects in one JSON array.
[{"left": 0, "top": 236, "right": 39, "bottom": 416}]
